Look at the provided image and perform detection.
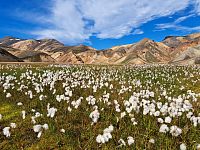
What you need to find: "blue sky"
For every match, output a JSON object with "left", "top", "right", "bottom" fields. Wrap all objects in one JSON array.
[{"left": 0, "top": 0, "right": 200, "bottom": 50}]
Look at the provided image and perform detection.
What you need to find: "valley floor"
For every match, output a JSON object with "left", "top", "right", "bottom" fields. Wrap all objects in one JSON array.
[{"left": 0, "top": 64, "right": 200, "bottom": 150}]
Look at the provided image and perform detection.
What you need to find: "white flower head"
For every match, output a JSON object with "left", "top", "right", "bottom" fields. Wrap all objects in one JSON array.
[
  {"left": 10, "top": 123, "right": 16, "bottom": 128},
  {"left": 149, "top": 138, "right": 155, "bottom": 144},
  {"left": 33, "top": 124, "right": 48, "bottom": 138},
  {"left": 120, "top": 112, "right": 126, "bottom": 118},
  {"left": 6, "top": 93, "right": 11, "bottom": 98},
  {"left": 158, "top": 118, "right": 164, "bottom": 124},
  {"left": 180, "top": 143, "right": 186, "bottom": 150},
  {"left": 96, "top": 135, "right": 104, "bottom": 143},
  {"left": 33, "top": 125, "right": 42, "bottom": 133},
  {"left": 165, "top": 116, "right": 172, "bottom": 124},
  {"left": 68, "top": 106, "right": 72, "bottom": 112},
  {"left": 89, "top": 109, "right": 100, "bottom": 124},
  {"left": 159, "top": 124, "right": 169, "bottom": 133},
  {"left": 3, "top": 127, "right": 11, "bottom": 137},
  {"left": 42, "top": 124, "right": 49, "bottom": 130},
  {"left": 170, "top": 126, "right": 182, "bottom": 137},
  {"left": 127, "top": 136, "right": 134, "bottom": 145},
  {"left": 154, "top": 111, "right": 160, "bottom": 117},
  {"left": 37, "top": 131, "right": 42, "bottom": 138},
  {"left": 17, "top": 102, "right": 23, "bottom": 106},
  {"left": 118, "top": 138, "right": 126, "bottom": 147},
  {"left": 196, "top": 144, "right": 200, "bottom": 150},
  {"left": 60, "top": 129, "right": 65, "bottom": 133},
  {"left": 22, "top": 110, "right": 26, "bottom": 119},
  {"left": 47, "top": 104, "right": 57, "bottom": 118},
  {"left": 96, "top": 125, "right": 114, "bottom": 144}
]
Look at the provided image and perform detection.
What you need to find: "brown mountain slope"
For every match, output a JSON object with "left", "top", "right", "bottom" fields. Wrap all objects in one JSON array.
[
  {"left": 12, "top": 50, "right": 55, "bottom": 62},
  {"left": 0, "top": 46, "right": 23, "bottom": 62},
  {"left": 55, "top": 51, "right": 84, "bottom": 64},
  {"left": 0, "top": 36, "right": 23, "bottom": 46},
  {"left": 163, "top": 33, "right": 200, "bottom": 48},
  {"left": 164, "top": 33, "right": 200, "bottom": 62},
  {"left": 0, "top": 32, "right": 200, "bottom": 64},
  {"left": 117, "top": 38, "right": 170, "bottom": 64},
  {"left": 11, "top": 39, "right": 64, "bottom": 52},
  {"left": 171, "top": 44, "right": 200, "bottom": 64}
]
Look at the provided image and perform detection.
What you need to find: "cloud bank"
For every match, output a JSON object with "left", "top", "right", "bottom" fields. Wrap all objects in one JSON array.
[{"left": 30, "top": 0, "right": 200, "bottom": 44}]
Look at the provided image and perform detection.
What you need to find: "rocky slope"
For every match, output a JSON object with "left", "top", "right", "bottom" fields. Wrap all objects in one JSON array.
[
  {"left": 0, "top": 33, "right": 199, "bottom": 64},
  {"left": 0, "top": 46, "right": 23, "bottom": 62},
  {"left": 171, "top": 44, "right": 200, "bottom": 64}
]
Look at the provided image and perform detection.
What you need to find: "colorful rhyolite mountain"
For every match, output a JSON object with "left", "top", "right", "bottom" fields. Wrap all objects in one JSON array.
[{"left": 0, "top": 33, "right": 200, "bottom": 64}]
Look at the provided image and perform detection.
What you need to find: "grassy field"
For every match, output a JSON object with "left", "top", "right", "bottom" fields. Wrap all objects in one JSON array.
[{"left": 0, "top": 64, "right": 200, "bottom": 150}]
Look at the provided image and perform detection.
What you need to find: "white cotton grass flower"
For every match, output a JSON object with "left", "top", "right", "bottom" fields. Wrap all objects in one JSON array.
[
  {"left": 68, "top": 106, "right": 72, "bottom": 112},
  {"left": 196, "top": 144, "right": 200, "bottom": 150},
  {"left": 103, "top": 125, "right": 114, "bottom": 133},
  {"left": 89, "top": 109, "right": 100, "bottom": 125},
  {"left": 131, "top": 118, "right": 137, "bottom": 125},
  {"left": 17, "top": 102, "right": 23, "bottom": 106},
  {"left": 31, "top": 116, "right": 36, "bottom": 124},
  {"left": 159, "top": 124, "right": 169, "bottom": 133},
  {"left": 96, "top": 133, "right": 112, "bottom": 144},
  {"left": 3, "top": 127, "right": 11, "bottom": 137},
  {"left": 35, "top": 112, "right": 42, "bottom": 117},
  {"left": 104, "top": 132, "right": 112, "bottom": 141},
  {"left": 42, "top": 124, "right": 49, "bottom": 130},
  {"left": 170, "top": 126, "right": 182, "bottom": 137},
  {"left": 60, "top": 129, "right": 65, "bottom": 133},
  {"left": 6, "top": 93, "right": 11, "bottom": 98},
  {"left": 47, "top": 103, "right": 57, "bottom": 118},
  {"left": 120, "top": 112, "right": 126, "bottom": 118},
  {"left": 47, "top": 107, "right": 57, "bottom": 118},
  {"left": 186, "top": 112, "right": 193, "bottom": 119},
  {"left": 37, "top": 131, "right": 42, "bottom": 138},
  {"left": 180, "top": 143, "right": 186, "bottom": 150},
  {"left": 190, "top": 116, "right": 199, "bottom": 127},
  {"left": 0, "top": 114, "right": 2, "bottom": 120},
  {"left": 22, "top": 110, "right": 26, "bottom": 119},
  {"left": 39, "top": 95, "right": 46, "bottom": 101},
  {"left": 154, "top": 111, "right": 160, "bottom": 117},
  {"left": 96, "top": 125, "right": 114, "bottom": 144},
  {"left": 10, "top": 123, "right": 16, "bottom": 128},
  {"left": 158, "top": 118, "right": 164, "bottom": 124},
  {"left": 127, "top": 136, "right": 134, "bottom": 146},
  {"left": 33, "top": 125, "right": 42, "bottom": 133},
  {"left": 71, "top": 97, "right": 83, "bottom": 109},
  {"left": 118, "top": 138, "right": 126, "bottom": 147},
  {"left": 165, "top": 116, "right": 172, "bottom": 124},
  {"left": 86, "top": 96, "right": 96, "bottom": 106},
  {"left": 96, "top": 135, "right": 105, "bottom": 144},
  {"left": 149, "top": 138, "right": 155, "bottom": 144},
  {"left": 33, "top": 124, "right": 49, "bottom": 138}
]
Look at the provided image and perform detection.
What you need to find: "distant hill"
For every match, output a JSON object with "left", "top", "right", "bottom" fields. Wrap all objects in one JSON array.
[{"left": 0, "top": 33, "right": 200, "bottom": 64}]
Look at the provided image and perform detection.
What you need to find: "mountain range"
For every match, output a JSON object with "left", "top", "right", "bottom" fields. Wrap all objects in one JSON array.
[{"left": 0, "top": 33, "right": 200, "bottom": 64}]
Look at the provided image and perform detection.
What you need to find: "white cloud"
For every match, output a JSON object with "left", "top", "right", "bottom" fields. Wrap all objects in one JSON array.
[
  {"left": 30, "top": 0, "right": 200, "bottom": 44},
  {"left": 78, "top": 0, "right": 190, "bottom": 39},
  {"left": 132, "top": 29, "right": 144, "bottom": 35},
  {"left": 156, "top": 14, "right": 200, "bottom": 32},
  {"left": 174, "top": 14, "right": 194, "bottom": 24},
  {"left": 193, "top": 0, "right": 200, "bottom": 15},
  {"left": 157, "top": 24, "right": 200, "bottom": 32},
  {"left": 32, "top": 0, "right": 91, "bottom": 44}
]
